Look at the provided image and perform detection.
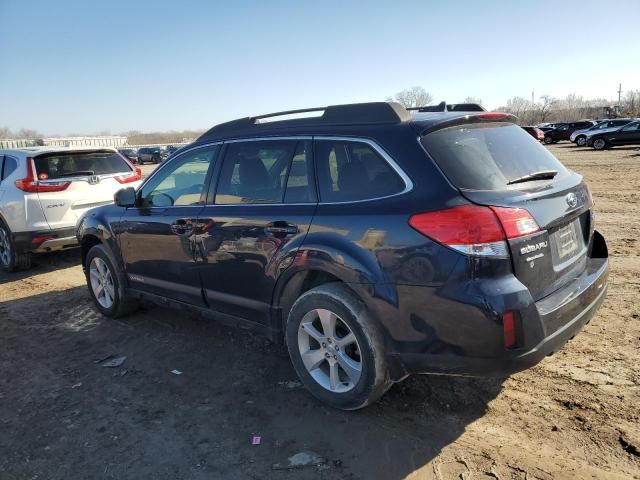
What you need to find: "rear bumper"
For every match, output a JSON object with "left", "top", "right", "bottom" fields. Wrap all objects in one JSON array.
[
  {"left": 12, "top": 227, "right": 78, "bottom": 254},
  {"left": 387, "top": 233, "right": 609, "bottom": 379}
]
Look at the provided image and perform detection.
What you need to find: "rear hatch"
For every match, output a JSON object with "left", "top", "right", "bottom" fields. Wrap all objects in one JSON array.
[
  {"left": 420, "top": 121, "right": 593, "bottom": 301},
  {"left": 33, "top": 150, "right": 141, "bottom": 230}
]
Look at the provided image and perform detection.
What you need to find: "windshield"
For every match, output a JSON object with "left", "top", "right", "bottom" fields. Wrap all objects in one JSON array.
[
  {"left": 34, "top": 150, "right": 132, "bottom": 179},
  {"left": 420, "top": 123, "right": 568, "bottom": 191}
]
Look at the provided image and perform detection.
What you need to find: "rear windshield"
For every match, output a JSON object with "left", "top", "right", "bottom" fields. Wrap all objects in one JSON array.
[
  {"left": 34, "top": 151, "right": 132, "bottom": 179},
  {"left": 420, "top": 123, "right": 568, "bottom": 191}
]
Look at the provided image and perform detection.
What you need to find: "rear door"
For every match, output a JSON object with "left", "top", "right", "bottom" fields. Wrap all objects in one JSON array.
[
  {"left": 119, "top": 144, "right": 219, "bottom": 306},
  {"left": 33, "top": 150, "right": 141, "bottom": 230},
  {"left": 196, "top": 139, "right": 316, "bottom": 325},
  {"left": 421, "top": 122, "right": 593, "bottom": 301}
]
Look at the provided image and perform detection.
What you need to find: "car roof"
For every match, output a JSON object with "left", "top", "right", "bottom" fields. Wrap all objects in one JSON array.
[
  {"left": 195, "top": 102, "right": 515, "bottom": 143},
  {"left": 0, "top": 146, "right": 118, "bottom": 156}
]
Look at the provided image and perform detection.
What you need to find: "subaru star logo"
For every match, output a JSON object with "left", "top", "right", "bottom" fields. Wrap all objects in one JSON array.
[{"left": 566, "top": 192, "right": 578, "bottom": 208}]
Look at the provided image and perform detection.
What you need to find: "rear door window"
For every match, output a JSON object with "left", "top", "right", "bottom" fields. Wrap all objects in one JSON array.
[
  {"left": 34, "top": 150, "right": 132, "bottom": 180},
  {"left": 421, "top": 123, "right": 568, "bottom": 191},
  {"left": 315, "top": 140, "right": 405, "bottom": 202}
]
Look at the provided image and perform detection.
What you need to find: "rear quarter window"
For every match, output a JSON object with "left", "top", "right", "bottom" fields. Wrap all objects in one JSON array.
[
  {"left": 421, "top": 123, "right": 568, "bottom": 191},
  {"left": 315, "top": 140, "right": 405, "bottom": 202}
]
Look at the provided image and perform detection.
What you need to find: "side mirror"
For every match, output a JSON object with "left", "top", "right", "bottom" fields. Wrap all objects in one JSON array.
[{"left": 114, "top": 187, "right": 137, "bottom": 207}]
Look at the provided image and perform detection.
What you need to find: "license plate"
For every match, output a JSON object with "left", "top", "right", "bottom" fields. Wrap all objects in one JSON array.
[{"left": 557, "top": 223, "right": 578, "bottom": 259}]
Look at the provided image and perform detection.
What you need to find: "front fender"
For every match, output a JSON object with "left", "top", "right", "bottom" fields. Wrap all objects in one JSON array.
[{"left": 76, "top": 205, "right": 125, "bottom": 269}]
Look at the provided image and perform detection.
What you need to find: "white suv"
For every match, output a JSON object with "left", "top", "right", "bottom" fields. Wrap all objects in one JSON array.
[{"left": 0, "top": 147, "right": 142, "bottom": 272}]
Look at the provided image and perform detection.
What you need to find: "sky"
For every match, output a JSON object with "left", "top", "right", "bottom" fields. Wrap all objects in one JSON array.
[{"left": 1, "top": 0, "right": 639, "bottom": 136}]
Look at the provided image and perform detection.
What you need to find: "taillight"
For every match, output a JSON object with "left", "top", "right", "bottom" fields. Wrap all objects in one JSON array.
[
  {"left": 15, "top": 157, "right": 71, "bottom": 193},
  {"left": 115, "top": 166, "right": 142, "bottom": 184},
  {"left": 489, "top": 206, "right": 540, "bottom": 238},
  {"left": 408, "top": 204, "right": 540, "bottom": 257}
]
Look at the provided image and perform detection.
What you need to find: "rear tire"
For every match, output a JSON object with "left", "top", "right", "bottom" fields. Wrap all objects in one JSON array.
[
  {"left": 85, "top": 244, "right": 138, "bottom": 317},
  {"left": 576, "top": 136, "right": 587, "bottom": 147},
  {"left": 0, "top": 222, "right": 33, "bottom": 273},
  {"left": 592, "top": 138, "right": 608, "bottom": 150},
  {"left": 544, "top": 136, "right": 553, "bottom": 144},
  {"left": 286, "top": 283, "right": 391, "bottom": 410}
]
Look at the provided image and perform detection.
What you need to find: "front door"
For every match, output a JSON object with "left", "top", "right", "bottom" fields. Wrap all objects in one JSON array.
[
  {"left": 119, "top": 144, "right": 219, "bottom": 306},
  {"left": 196, "top": 139, "right": 316, "bottom": 324}
]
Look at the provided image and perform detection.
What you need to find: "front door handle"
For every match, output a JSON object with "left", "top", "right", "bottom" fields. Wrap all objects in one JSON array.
[
  {"left": 171, "top": 219, "right": 194, "bottom": 235},
  {"left": 265, "top": 222, "right": 298, "bottom": 236}
]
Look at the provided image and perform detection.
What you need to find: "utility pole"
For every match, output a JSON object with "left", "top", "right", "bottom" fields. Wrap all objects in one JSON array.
[{"left": 617, "top": 83, "right": 622, "bottom": 106}]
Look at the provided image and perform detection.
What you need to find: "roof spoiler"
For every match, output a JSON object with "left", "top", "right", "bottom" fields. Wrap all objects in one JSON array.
[
  {"left": 199, "top": 102, "right": 411, "bottom": 140},
  {"left": 407, "top": 101, "right": 486, "bottom": 113}
]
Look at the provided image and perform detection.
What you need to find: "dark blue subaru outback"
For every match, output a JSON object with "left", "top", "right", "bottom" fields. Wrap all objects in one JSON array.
[{"left": 77, "top": 102, "right": 609, "bottom": 409}]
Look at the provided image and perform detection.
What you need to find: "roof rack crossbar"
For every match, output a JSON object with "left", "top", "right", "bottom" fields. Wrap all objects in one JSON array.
[{"left": 198, "top": 102, "right": 412, "bottom": 139}]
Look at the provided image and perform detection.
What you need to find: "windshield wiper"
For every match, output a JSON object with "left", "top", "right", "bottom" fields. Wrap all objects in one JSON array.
[
  {"left": 55, "top": 171, "right": 96, "bottom": 178},
  {"left": 507, "top": 169, "right": 558, "bottom": 185}
]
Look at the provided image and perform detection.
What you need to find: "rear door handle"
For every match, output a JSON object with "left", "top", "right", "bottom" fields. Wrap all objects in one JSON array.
[{"left": 265, "top": 222, "right": 298, "bottom": 236}]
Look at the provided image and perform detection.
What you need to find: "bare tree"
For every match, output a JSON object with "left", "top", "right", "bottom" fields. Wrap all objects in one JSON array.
[
  {"left": 386, "top": 86, "right": 433, "bottom": 108},
  {"left": 623, "top": 90, "right": 640, "bottom": 115},
  {"left": 500, "top": 96, "right": 530, "bottom": 123},
  {"left": 537, "top": 95, "right": 557, "bottom": 123},
  {"left": 0, "top": 127, "right": 12, "bottom": 139},
  {"left": 16, "top": 128, "right": 42, "bottom": 139}
]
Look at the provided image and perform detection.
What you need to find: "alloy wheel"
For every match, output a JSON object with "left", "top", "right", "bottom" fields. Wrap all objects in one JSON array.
[
  {"left": 89, "top": 257, "right": 115, "bottom": 309},
  {"left": 297, "top": 308, "right": 362, "bottom": 393},
  {"left": 593, "top": 139, "right": 606, "bottom": 150},
  {"left": 0, "top": 227, "right": 11, "bottom": 267},
  {"left": 577, "top": 137, "right": 586, "bottom": 146}
]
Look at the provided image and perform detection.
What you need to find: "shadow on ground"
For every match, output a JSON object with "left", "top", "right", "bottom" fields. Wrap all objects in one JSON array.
[
  {"left": 0, "top": 285, "right": 504, "bottom": 479},
  {"left": 0, "top": 249, "right": 80, "bottom": 285}
]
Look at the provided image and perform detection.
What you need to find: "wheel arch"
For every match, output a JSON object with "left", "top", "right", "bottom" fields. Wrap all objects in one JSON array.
[
  {"left": 77, "top": 211, "right": 124, "bottom": 272},
  {"left": 271, "top": 261, "right": 392, "bottom": 345}
]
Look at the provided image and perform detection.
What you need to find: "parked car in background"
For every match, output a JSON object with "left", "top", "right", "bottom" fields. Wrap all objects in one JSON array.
[
  {"left": 77, "top": 101, "right": 608, "bottom": 410},
  {"left": 521, "top": 126, "right": 545, "bottom": 141},
  {"left": 165, "top": 145, "right": 179, "bottom": 156},
  {"left": 0, "top": 147, "right": 142, "bottom": 272},
  {"left": 570, "top": 119, "right": 637, "bottom": 146},
  {"left": 543, "top": 121, "right": 597, "bottom": 144},
  {"left": 538, "top": 123, "right": 562, "bottom": 132},
  {"left": 588, "top": 121, "right": 640, "bottom": 150},
  {"left": 136, "top": 147, "right": 163, "bottom": 164},
  {"left": 118, "top": 148, "right": 139, "bottom": 163}
]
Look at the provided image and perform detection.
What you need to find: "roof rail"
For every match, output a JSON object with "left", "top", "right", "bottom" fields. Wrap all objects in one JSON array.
[
  {"left": 407, "top": 101, "right": 486, "bottom": 113},
  {"left": 199, "top": 102, "right": 411, "bottom": 139}
]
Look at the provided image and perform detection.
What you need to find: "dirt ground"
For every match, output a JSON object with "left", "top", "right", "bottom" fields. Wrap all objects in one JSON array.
[{"left": 1, "top": 145, "right": 639, "bottom": 480}]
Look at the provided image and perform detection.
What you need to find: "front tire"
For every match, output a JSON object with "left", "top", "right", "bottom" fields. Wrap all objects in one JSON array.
[
  {"left": 544, "top": 136, "right": 553, "bottom": 145},
  {"left": 286, "top": 283, "right": 391, "bottom": 410},
  {"left": 0, "top": 222, "right": 33, "bottom": 273},
  {"left": 592, "top": 138, "right": 608, "bottom": 150},
  {"left": 85, "top": 244, "right": 138, "bottom": 317}
]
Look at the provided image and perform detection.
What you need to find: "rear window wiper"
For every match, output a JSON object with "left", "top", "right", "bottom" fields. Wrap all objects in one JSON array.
[
  {"left": 55, "top": 171, "right": 96, "bottom": 177},
  {"left": 507, "top": 169, "right": 558, "bottom": 185}
]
